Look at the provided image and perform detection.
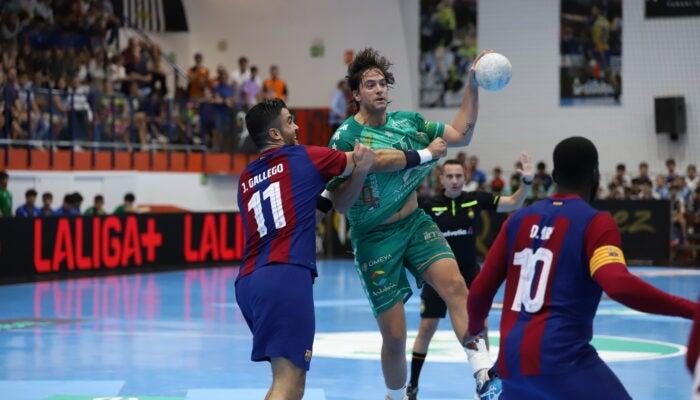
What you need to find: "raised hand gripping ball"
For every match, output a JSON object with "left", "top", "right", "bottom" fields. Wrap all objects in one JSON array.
[{"left": 475, "top": 53, "right": 512, "bottom": 92}]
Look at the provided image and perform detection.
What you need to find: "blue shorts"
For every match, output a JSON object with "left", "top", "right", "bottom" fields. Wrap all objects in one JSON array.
[
  {"left": 234, "top": 264, "right": 315, "bottom": 370},
  {"left": 502, "top": 359, "right": 631, "bottom": 399}
]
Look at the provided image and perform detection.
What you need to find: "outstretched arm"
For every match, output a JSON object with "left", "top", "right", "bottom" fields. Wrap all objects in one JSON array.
[
  {"left": 496, "top": 152, "right": 534, "bottom": 212},
  {"left": 587, "top": 213, "right": 697, "bottom": 319},
  {"left": 442, "top": 50, "right": 488, "bottom": 147},
  {"left": 338, "top": 137, "right": 447, "bottom": 176},
  {"left": 594, "top": 264, "right": 696, "bottom": 319}
]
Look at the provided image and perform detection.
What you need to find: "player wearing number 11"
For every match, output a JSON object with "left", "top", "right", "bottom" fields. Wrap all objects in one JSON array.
[
  {"left": 235, "top": 99, "right": 446, "bottom": 400},
  {"left": 466, "top": 136, "right": 698, "bottom": 399}
]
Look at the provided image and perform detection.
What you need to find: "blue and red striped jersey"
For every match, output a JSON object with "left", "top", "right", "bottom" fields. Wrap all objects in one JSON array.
[
  {"left": 236, "top": 144, "right": 346, "bottom": 281},
  {"left": 469, "top": 194, "right": 622, "bottom": 377}
]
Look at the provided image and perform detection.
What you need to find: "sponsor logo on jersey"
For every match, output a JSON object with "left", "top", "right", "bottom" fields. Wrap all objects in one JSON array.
[{"left": 443, "top": 228, "right": 473, "bottom": 237}]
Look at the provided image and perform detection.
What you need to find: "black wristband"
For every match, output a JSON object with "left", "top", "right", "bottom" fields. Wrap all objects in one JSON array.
[
  {"left": 403, "top": 150, "right": 420, "bottom": 168},
  {"left": 316, "top": 195, "right": 333, "bottom": 213},
  {"left": 522, "top": 176, "right": 533, "bottom": 185}
]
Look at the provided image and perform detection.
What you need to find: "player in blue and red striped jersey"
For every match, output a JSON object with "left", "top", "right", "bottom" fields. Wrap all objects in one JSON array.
[
  {"left": 235, "top": 99, "right": 447, "bottom": 400},
  {"left": 466, "top": 136, "right": 698, "bottom": 399}
]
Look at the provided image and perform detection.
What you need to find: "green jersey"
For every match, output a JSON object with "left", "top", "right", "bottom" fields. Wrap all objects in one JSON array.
[
  {"left": 328, "top": 111, "right": 444, "bottom": 234},
  {"left": 0, "top": 189, "right": 12, "bottom": 217}
]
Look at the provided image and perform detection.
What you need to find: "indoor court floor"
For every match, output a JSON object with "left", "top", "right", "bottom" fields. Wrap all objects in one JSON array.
[{"left": 0, "top": 260, "right": 698, "bottom": 400}]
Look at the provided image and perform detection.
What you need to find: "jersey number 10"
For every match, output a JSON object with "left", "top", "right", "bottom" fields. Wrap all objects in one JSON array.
[
  {"left": 511, "top": 248, "right": 554, "bottom": 313},
  {"left": 247, "top": 182, "right": 287, "bottom": 237}
]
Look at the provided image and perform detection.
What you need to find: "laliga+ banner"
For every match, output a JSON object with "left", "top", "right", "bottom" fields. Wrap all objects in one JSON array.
[{"left": 0, "top": 213, "right": 243, "bottom": 281}]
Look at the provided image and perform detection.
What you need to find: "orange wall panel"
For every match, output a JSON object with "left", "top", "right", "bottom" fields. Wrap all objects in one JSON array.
[
  {"left": 132, "top": 152, "right": 150, "bottom": 171},
  {"left": 72, "top": 151, "right": 92, "bottom": 170},
  {"left": 113, "top": 152, "right": 131, "bottom": 170},
  {"left": 27, "top": 150, "right": 50, "bottom": 170}
]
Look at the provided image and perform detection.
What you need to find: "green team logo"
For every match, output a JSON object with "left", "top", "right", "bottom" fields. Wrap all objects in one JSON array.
[{"left": 313, "top": 331, "right": 686, "bottom": 363}]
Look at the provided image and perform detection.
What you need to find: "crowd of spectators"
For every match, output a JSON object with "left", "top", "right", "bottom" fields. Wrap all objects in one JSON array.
[
  {"left": 601, "top": 158, "right": 700, "bottom": 247},
  {"left": 0, "top": 0, "right": 290, "bottom": 153},
  {"left": 418, "top": 154, "right": 700, "bottom": 251}
]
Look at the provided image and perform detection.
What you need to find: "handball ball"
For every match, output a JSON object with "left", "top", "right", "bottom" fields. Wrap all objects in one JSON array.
[{"left": 475, "top": 53, "right": 512, "bottom": 91}]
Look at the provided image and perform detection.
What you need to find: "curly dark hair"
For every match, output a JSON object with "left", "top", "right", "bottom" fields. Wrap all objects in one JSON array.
[{"left": 346, "top": 48, "right": 395, "bottom": 110}]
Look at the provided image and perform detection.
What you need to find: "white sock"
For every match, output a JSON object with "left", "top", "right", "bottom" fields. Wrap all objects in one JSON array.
[{"left": 386, "top": 385, "right": 406, "bottom": 399}]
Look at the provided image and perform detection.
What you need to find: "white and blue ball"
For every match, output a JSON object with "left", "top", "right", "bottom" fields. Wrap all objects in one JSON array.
[{"left": 475, "top": 53, "right": 512, "bottom": 92}]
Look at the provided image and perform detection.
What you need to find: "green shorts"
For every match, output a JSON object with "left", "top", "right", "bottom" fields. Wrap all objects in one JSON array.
[{"left": 351, "top": 209, "right": 455, "bottom": 316}]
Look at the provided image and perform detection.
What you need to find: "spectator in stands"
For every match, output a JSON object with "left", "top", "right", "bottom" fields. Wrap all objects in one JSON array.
[
  {"left": 15, "top": 188, "right": 40, "bottom": 217},
  {"left": 535, "top": 161, "right": 554, "bottom": 192},
  {"left": 634, "top": 161, "right": 653, "bottom": 187},
  {"left": 54, "top": 193, "right": 79, "bottom": 216},
  {"left": 107, "top": 54, "right": 127, "bottom": 93},
  {"left": 653, "top": 174, "right": 670, "bottom": 200},
  {"left": 240, "top": 65, "right": 262, "bottom": 109},
  {"left": 114, "top": 192, "right": 136, "bottom": 214},
  {"left": 40, "top": 191, "right": 54, "bottom": 216},
  {"left": 629, "top": 178, "right": 643, "bottom": 199},
  {"left": 489, "top": 166, "right": 505, "bottom": 195},
  {"left": 211, "top": 65, "right": 236, "bottom": 152},
  {"left": 48, "top": 75, "right": 70, "bottom": 142},
  {"left": 666, "top": 158, "right": 679, "bottom": 185},
  {"left": 672, "top": 175, "right": 692, "bottom": 206},
  {"left": 187, "top": 52, "right": 209, "bottom": 99},
  {"left": 468, "top": 155, "right": 486, "bottom": 189},
  {"left": 0, "top": 170, "right": 12, "bottom": 218},
  {"left": 686, "top": 164, "right": 698, "bottom": 192},
  {"left": 638, "top": 181, "right": 657, "bottom": 200},
  {"left": 230, "top": 56, "right": 250, "bottom": 86},
  {"left": 124, "top": 81, "right": 150, "bottom": 150},
  {"left": 670, "top": 187, "right": 688, "bottom": 247},
  {"left": 84, "top": 194, "right": 106, "bottom": 215},
  {"left": 611, "top": 162, "right": 629, "bottom": 187},
  {"left": 66, "top": 74, "right": 93, "bottom": 143},
  {"left": 329, "top": 80, "right": 349, "bottom": 132},
  {"left": 148, "top": 43, "right": 167, "bottom": 96},
  {"left": 262, "top": 64, "right": 288, "bottom": 102},
  {"left": 4, "top": 68, "right": 30, "bottom": 141},
  {"left": 87, "top": 49, "right": 108, "bottom": 93},
  {"left": 17, "top": 70, "right": 50, "bottom": 143},
  {"left": 456, "top": 151, "right": 469, "bottom": 173},
  {"left": 124, "top": 40, "right": 152, "bottom": 96}
]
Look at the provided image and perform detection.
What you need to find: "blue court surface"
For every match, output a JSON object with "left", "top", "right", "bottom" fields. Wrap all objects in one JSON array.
[{"left": 0, "top": 261, "right": 697, "bottom": 400}]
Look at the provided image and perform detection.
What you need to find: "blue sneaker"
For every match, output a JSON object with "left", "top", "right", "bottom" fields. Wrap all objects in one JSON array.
[{"left": 477, "top": 376, "right": 502, "bottom": 400}]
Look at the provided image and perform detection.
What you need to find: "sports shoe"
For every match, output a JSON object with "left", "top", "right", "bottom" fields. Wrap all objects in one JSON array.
[
  {"left": 405, "top": 383, "right": 418, "bottom": 400},
  {"left": 477, "top": 376, "right": 502, "bottom": 399},
  {"left": 475, "top": 369, "right": 502, "bottom": 400}
]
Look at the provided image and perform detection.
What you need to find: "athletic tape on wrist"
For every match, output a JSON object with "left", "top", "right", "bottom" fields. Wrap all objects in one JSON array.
[
  {"left": 464, "top": 336, "right": 492, "bottom": 374},
  {"left": 418, "top": 148, "right": 433, "bottom": 164}
]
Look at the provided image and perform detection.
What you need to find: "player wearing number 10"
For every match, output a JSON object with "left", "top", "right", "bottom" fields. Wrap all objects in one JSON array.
[
  {"left": 466, "top": 136, "right": 698, "bottom": 399},
  {"left": 235, "top": 99, "right": 446, "bottom": 400}
]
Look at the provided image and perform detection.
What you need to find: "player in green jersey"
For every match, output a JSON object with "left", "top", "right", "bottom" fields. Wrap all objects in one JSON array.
[{"left": 327, "top": 48, "right": 494, "bottom": 400}]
